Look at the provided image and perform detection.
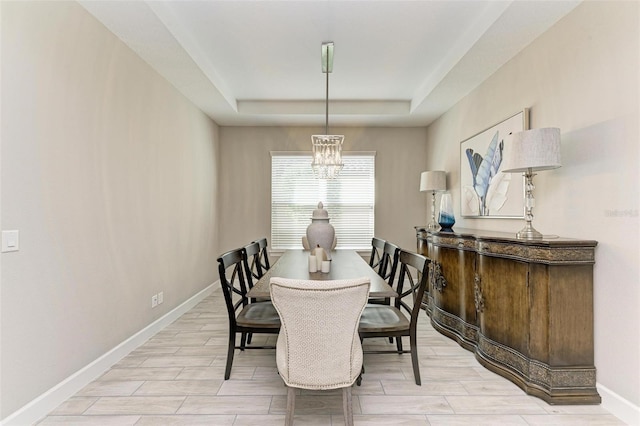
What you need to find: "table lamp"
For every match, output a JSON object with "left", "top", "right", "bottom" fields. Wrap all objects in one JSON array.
[
  {"left": 420, "top": 171, "right": 446, "bottom": 230},
  {"left": 502, "top": 128, "right": 561, "bottom": 239}
]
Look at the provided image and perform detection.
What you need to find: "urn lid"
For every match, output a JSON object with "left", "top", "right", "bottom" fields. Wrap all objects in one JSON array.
[{"left": 311, "top": 202, "right": 330, "bottom": 220}]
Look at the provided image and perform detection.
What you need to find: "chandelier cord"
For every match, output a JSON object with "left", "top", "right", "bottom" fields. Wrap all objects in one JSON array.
[
  {"left": 325, "top": 53, "right": 329, "bottom": 135},
  {"left": 311, "top": 42, "right": 343, "bottom": 180}
]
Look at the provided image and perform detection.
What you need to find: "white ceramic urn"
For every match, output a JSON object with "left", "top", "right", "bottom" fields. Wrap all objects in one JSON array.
[{"left": 306, "top": 202, "right": 335, "bottom": 260}]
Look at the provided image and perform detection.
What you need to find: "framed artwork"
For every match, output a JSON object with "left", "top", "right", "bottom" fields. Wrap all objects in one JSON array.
[{"left": 460, "top": 109, "right": 529, "bottom": 218}]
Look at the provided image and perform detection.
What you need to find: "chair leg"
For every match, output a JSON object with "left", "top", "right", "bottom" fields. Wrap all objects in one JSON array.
[
  {"left": 224, "top": 331, "right": 236, "bottom": 380},
  {"left": 247, "top": 332, "right": 253, "bottom": 344},
  {"left": 240, "top": 332, "right": 247, "bottom": 350},
  {"left": 285, "top": 386, "right": 295, "bottom": 426},
  {"left": 410, "top": 331, "right": 421, "bottom": 385},
  {"left": 342, "top": 386, "right": 354, "bottom": 426},
  {"left": 396, "top": 335, "right": 403, "bottom": 353}
]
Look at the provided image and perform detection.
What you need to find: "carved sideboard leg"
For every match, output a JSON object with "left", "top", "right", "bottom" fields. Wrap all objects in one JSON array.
[
  {"left": 473, "top": 273, "right": 485, "bottom": 318},
  {"left": 429, "top": 260, "right": 447, "bottom": 292}
]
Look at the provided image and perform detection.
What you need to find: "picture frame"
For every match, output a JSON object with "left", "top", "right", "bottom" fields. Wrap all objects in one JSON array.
[{"left": 460, "top": 109, "right": 529, "bottom": 218}]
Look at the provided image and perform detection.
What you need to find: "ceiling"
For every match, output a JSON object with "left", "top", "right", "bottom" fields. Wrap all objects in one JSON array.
[{"left": 79, "top": 0, "right": 580, "bottom": 127}]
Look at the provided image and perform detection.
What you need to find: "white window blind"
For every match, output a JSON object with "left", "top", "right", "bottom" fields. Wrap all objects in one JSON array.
[{"left": 271, "top": 152, "right": 375, "bottom": 250}]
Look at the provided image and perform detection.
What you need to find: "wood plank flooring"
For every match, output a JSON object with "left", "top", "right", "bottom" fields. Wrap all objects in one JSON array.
[{"left": 38, "top": 288, "right": 623, "bottom": 425}]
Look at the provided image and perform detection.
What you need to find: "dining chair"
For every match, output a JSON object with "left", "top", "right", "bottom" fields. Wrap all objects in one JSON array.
[
  {"left": 253, "top": 237, "right": 271, "bottom": 271},
  {"left": 244, "top": 241, "right": 264, "bottom": 283},
  {"left": 359, "top": 249, "right": 430, "bottom": 385},
  {"left": 370, "top": 241, "right": 400, "bottom": 305},
  {"left": 217, "top": 247, "right": 280, "bottom": 380},
  {"left": 243, "top": 241, "right": 268, "bottom": 345},
  {"left": 369, "top": 241, "right": 400, "bottom": 344},
  {"left": 378, "top": 242, "right": 400, "bottom": 282},
  {"left": 270, "top": 277, "right": 370, "bottom": 426},
  {"left": 369, "top": 237, "right": 386, "bottom": 272}
]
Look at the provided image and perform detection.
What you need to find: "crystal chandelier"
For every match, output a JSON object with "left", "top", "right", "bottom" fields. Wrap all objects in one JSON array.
[{"left": 311, "top": 42, "right": 344, "bottom": 180}]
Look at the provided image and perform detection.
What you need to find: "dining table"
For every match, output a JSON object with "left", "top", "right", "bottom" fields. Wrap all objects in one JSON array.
[{"left": 247, "top": 249, "right": 397, "bottom": 299}]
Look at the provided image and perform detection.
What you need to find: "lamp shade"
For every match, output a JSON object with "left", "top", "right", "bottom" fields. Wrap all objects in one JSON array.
[
  {"left": 420, "top": 171, "right": 446, "bottom": 192},
  {"left": 502, "top": 128, "right": 562, "bottom": 173}
]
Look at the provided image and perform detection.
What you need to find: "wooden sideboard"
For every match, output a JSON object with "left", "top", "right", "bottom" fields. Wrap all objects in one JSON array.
[{"left": 415, "top": 226, "right": 600, "bottom": 405}]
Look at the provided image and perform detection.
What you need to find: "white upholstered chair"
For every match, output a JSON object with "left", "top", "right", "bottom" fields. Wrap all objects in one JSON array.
[{"left": 269, "top": 277, "right": 370, "bottom": 426}]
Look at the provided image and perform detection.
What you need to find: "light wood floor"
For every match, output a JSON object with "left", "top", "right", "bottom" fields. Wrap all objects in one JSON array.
[{"left": 38, "top": 288, "right": 624, "bottom": 425}]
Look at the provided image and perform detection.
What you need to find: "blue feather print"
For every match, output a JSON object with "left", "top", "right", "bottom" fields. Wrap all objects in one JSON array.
[
  {"left": 489, "top": 140, "right": 504, "bottom": 183},
  {"left": 465, "top": 149, "right": 482, "bottom": 188},
  {"left": 474, "top": 132, "right": 501, "bottom": 199},
  {"left": 473, "top": 132, "right": 503, "bottom": 215}
]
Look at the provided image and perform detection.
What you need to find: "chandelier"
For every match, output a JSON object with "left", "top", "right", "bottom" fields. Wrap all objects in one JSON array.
[{"left": 311, "top": 42, "right": 344, "bottom": 180}]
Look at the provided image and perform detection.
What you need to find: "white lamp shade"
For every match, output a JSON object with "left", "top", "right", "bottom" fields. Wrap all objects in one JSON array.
[
  {"left": 502, "top": 128, "right": 562, "bottom": 173},
  {"left": 420, "top": 170, "right": 446, "bottom": 192}
]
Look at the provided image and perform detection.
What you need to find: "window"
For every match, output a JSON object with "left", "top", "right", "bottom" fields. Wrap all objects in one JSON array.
[{"left": 271, "top": 152, "right": 375, "bottom": 250}]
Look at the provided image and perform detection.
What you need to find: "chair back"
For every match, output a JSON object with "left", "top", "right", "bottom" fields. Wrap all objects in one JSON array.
[
  {"left": 217, "top": 248, "right": 253, "bottom": 326},
  {"left": 253, "top": 237, "right": 271, "bottom": 271},
  {"left": 244, "top": 241, "right": 263, "bottom": 283},
  {"left": 379, "top": 242, "right": 400, "bottom": 285},
  {"left": 369, "top": 237, "right": 386, "bottom": 270},
  {"left": 270, "top": 277, "right": 370, "bottom": 390},
  {"left": 395, "top": 250, "right": 430, "bottom": 327}
]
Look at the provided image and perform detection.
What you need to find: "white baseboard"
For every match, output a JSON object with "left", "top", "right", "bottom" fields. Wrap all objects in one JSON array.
[
  {"left": 1, "top": 283, "right": 215, "bottom": 426},
  {"left": 598, "top": 382, "right": 640, "bottom": 425}
]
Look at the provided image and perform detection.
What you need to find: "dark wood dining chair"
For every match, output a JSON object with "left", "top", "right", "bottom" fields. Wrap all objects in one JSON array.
[
  {"left": 369, "top": 237, "right": 386, "bottom": 272},
  {"left": 217, "top": 247, "right": 280, "bottom": 380},
  {"left": 253, "top": 237, "right": 271, "bottom": 271},
  {"left": 244, "top": 241, "right": 264, "bottom": 283},
  {"left": 379, "top": 242, "right": 400, "bottom": 284},
  {"left": 369, "top": 242, "right": 400, "bottom": 344},
  {"left": 359, "top": 249, "right": 430, "bottom": 385},
  {"left": 243, "top": 241, "right": 269, "bottom": 344}
]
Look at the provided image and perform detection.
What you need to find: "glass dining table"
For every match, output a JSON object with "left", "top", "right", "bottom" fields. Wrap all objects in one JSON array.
[{"left": 247, "top": 249, "right": 397, "bottom": 299}]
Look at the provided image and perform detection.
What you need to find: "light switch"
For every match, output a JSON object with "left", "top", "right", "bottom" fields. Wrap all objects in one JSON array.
[{"left": 2, "top": 230, "right": 20, "bottom": 253}]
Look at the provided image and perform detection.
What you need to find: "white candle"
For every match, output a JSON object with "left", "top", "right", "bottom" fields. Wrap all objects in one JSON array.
[
  {"left": 309, "top": 255, "right": 317, "bottom": 273},
  {"left": 321, "top": 260, "right": 331, "bottom": 273},
  {"left": 314, "top": 246, "right": 324, "bottom": 270}
]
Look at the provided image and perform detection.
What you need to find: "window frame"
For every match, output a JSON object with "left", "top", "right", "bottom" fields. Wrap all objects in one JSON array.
[{"left": 270, "top": 151, "right": 376, "bottom": 252}]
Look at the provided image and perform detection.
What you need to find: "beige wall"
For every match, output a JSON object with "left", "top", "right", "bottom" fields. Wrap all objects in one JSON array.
[
  {"left": 0, "top": 2, "right": 220, "bottom": 418},
  {"left": 218, "top": 126, "right": 428, "bottom": 254},
  {"left": 425, "top": 1, "right": 639, "bottom": 410}
]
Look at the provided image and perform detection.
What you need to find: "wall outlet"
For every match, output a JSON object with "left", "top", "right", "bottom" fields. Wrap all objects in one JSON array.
[
  {"left": 151, "top": 294, "right": 158, "bottom": 308},
  {"left": 157, "top": 291, "right": 164, "bottom": 305},
  {"left": 1, "top": 230, "right": 20, "bottom": 253}
]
